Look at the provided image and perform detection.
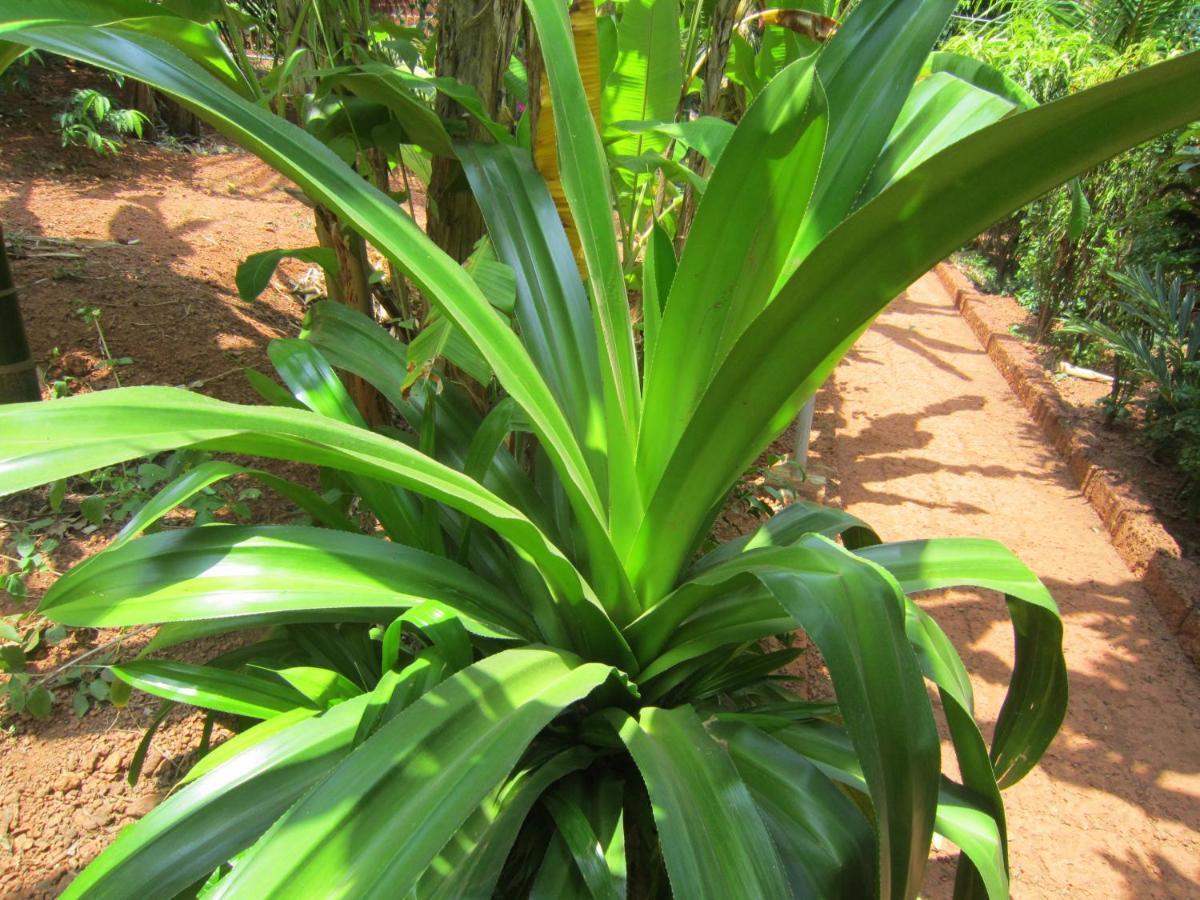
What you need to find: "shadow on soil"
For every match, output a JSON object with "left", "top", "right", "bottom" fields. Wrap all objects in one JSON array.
[{"left": 822, "top": 294, "right": 1200, "bottom": 899}]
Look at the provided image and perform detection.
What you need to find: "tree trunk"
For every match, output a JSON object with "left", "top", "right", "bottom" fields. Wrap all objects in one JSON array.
[
  {"left": 128, "top": 82, "right": 203, "bottom": 140},
  {"left": 676, "top": 0, "right": 740, "bottom": 246},
  {"left": 427, "top": 0, "right": 522, "bottom": 262},
  {"left": 313, "top": 206, "right": 390, "bottom": 426},
  {"left": 0, "top": 225, "right": 40, "bottom": 404}
]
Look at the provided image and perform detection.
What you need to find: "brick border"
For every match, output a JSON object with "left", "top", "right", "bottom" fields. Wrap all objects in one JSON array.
[{"left": 934, "top": 263, "right": 1199, "bottom": 666}]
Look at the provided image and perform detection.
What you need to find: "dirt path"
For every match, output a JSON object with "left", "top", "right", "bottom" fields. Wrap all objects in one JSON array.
[{"left": 831, "top": 272, "right": 1200, "bottom": 897}]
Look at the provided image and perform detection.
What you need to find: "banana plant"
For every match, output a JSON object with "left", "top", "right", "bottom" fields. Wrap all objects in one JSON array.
[{"left": 4, "top": 0, "right": 1200, "bottom": 896}]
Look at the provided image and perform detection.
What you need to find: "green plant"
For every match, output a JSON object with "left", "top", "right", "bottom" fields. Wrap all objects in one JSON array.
[
  {"left": 0, "top": 611, "right": 138, "bottom": 718},
  {"left": 3, "top": 0, "right": 1199, "bottom": 896},
  {"left": 1062, "top": 265, "right": 1200, "bottom": 509},
  {"left": 55, "top": 86, "right": 149, "bottom": 155},
  {"left": 944, "top": 8, "right": 1195, "bottom": 334}
]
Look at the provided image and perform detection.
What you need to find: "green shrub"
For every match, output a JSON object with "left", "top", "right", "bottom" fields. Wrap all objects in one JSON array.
[
  {"left": 1062, "top": 265, "right": 1200, "bottom": 510},
  {"left": 1, "top": 0, "right": 1197, "bottom": 896},
  {"left": 945, "top": 11, "right": 1197, "bottom": 348}
]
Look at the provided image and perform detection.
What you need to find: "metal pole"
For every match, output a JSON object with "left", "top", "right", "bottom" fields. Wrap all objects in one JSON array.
[{"left": 0, "top": 224, "right": 40, "bottom": 404}]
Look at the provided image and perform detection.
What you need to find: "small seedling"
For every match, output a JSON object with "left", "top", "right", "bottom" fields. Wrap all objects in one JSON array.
[
  {"left": 56, "top": 87, "right": 149, "bottom": 156},
  {"left": 76, "top": 304, "right": 133, "bottom": 386}
]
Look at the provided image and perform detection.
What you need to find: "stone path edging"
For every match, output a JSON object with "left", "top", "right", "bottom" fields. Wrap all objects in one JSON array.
[{"left": 934, "top": 262, "right": 1199, "bottom": 666}]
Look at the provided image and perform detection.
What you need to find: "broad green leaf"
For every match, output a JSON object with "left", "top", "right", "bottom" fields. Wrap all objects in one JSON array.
[
  {"left": 298, "top": 299, "right": 416, "bottom": 415},
  {"left": 688, "top": 498, "right": 880, "bottom": 576},
  {"left": 112, "top": 660, "right": 315, "bottom": 719},
  {"left": 858, "top": 73, "right": 1016, "bottom": 202},
  {"left": 0, "top": 388, "right": 634, "bottom": 667},
  {"left": 417, "top": 749, "right": 595, "bottom": 899},
  {"left": 596, "top": 14, "right": 617, "bottom": 90},
  {"left": 110, "top": 459, "right": 359, "bottom": 548},
  {"left": 301, "top": 93, "right": 399, "bottom": 162},
  {"left": 637, "top": 60, "right": 826, "bottom": 506},
  {"left": 631, "top": 49, "right": 1200, "bottom": 602},
  {"left": 269, "top": 338, "right": 427, "bottom": 546},
  {"left": 39, "top": 524, "right": 537, "bottom": 639},
  {"left": 0, "top": 0, "right": 255, "bottom": 96},
  {"left": 788, "top": 0, "right": 958, "bottom": 262},
  {"left": 269, "top": 666, "right": 362, "bottom": 708},
  {"left": 601, "top": 0, "right": 682, "bottom": 163},
  {"left": 775, "top": 719, "right": 1008, "bottom": 900},
  {"left": 457, "top": 141, "right": 606, "bottom": 481},
  {"left": 321, "top": 62, "right": 455, "bottom": 157},
  {"left": 725, "top": 31, "right": 763, "bottom": 97},
  {"left": 926, "top": 50, "right": 1037, "bottom": 110},
  {"left": 712, "top": 720, "right": 876, "bottom": 897},
  {"left": 607, "top": 704, "right": 790, "bottom": 899},
  {"left": 752, "top": 539, "right": 941, "bottom": 900},
  {"left": 353, "top": 649, "right": 448, "bottom": 746},
  {"left": 937, "top": 780, "right": 1009, "bottom": 900},
  {"left": 639, "top": 221, "right": 674, "bottom": 375},
  {"left": 610, "top": 116, "right": 735, "bottom": 165},
  {"left": 426, "top": 74, "right": 513, "bottom": 146},
  {"left": 463, "top": 235, "right": 517, "bottom": 314},
  {"left": 856, "top": 538, "right": 1067, "bottom": 788},
  {"left": 635, "top": 536, "right": 941, "bottom": 900},
  {"left": 542, "top": 777, "right": 626, "bottom": 900},
  {"left": 179, "top": 707, "right": 317, "bottom": 786},
  {"left": 62, "top": 695, "right": 371, "bottom": 899},
  {"left": 525, "top": 0, "right": 641, "bottom": 448},
  {"left": 235, "top": 246, "right": 339, "bottom": 303},
  {"left": 380, "top": 602, "right": 473, "bottom": 674},
  {"left": 210, "top": 648, "right": 616, "bottom": 898},
  {"left": 609, "top": 150, "right": 706, "bottom": 194},
  {"left": 530, "top": 834, "right": 591, "bottom": 898}
]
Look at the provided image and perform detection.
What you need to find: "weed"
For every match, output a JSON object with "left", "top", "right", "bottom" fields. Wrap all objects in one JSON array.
[{"left": 56, "top": 87, "right": 149, "bottom": 156}]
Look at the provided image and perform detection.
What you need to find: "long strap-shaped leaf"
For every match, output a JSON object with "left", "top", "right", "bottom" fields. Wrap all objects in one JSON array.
[
  {"left": 456, "top": 144, "right": 606, "bottom": 488},
  {"left": 112, "top": 659, "right": 318, "bottom": 719},
  {"left": 208, "top": 648, "right": 616, "bottom": 898},
  {"left": 637, "top": 60, "right": 827, "bottom": 507},
  {"left": 416, "top": 749, "right": 596, "bottom": 899},
  {"left": 523, "top": 0, "right": 639, "bottom": 432},
  {"left": 269, "top": 338, "right": 428, "bottom": 546},
  {"left": 606, "top": 704, "right": 792, "bottom": 899},
  {"left": 299, "top": 300, "right": 556, "bottom": 537},
  {"left": 60, "top": 695, "right": 371, "bottom": 900},
  {"left": 0, "top": 388, "right": 634, "bottom": 667},
  {"left": 749, "top": 536, "right": 940, "bottom": 899},
  {"left": 39, "top": 524, "right": 538, "bottom": 638},
  {"left": 542, "top": 775, "right": 628, "bottom": 900},
  {"left": 523, "top": 0, "right": 643, "bottom": 545},
  {"left": 627, "top": 501, "right": 881, "bottom": 668},
  {"left": 856, "top": 72, "right": 1017, "bottom": 203},
  {"left": 711, "top": 720, "right": 877, "bottom": 897},
  {"left": 0, "top": 14, "right": 615, "bottom": 581},
  {"left": 630, "top": 49, "right": 1200, "bottom": 602},
  {"left": 786, "top": 0, "right": 958, "bottom": 264},
  {"left": 457, "top": 142, "right": 640, "bottom": 622},
  {"left": 110, "top": 458, "right": 359, "bottom": 546},
  {"left": 626, "top": 536, "right": 940, "bottom": 898},
  {"left": 688, "top": 498, "right": 880, "bottom": 576},
  {"left": 856, "top": 538, "right": 1067, "bottom": 788},
  {"left": 854, "top": 536, "right": 1065, "bottom": 894},
  {"left": 11, "top": 0, "right": 257, "bottom": 96},
  {"left": 771, "top": 719, "right": 1009, "bottom": 900}
]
